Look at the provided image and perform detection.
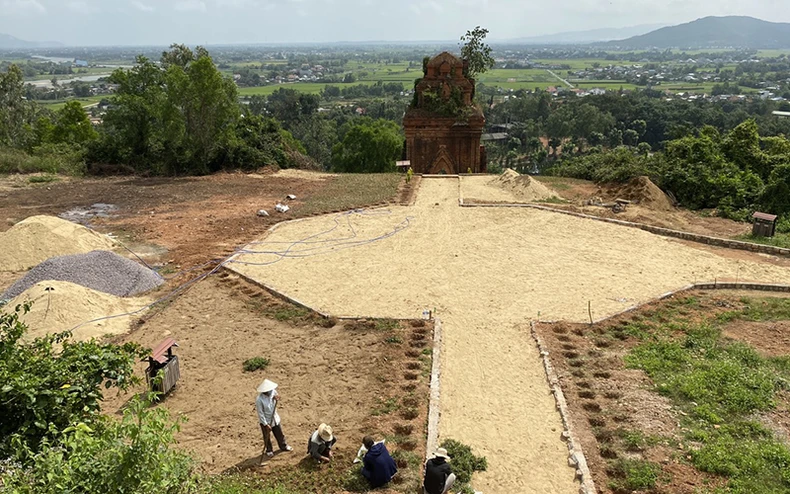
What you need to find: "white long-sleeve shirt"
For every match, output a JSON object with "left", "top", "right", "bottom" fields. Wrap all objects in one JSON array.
[{"left": 256, "top": 391, "right": 280, "bottom": 426}]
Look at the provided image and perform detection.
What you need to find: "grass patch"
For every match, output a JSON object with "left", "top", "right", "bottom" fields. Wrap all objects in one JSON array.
[
  {"left": 737, "top": 297, "right": 790, "bottom": 322},
  {"left": 298, "top": 173, "right": 401, "bottom": 216},
  {"left": 537, "top": 196, "right": 568, "bottom": 204},
  {"left": 28, "top": 174, "right": 59, "bottom": 183},
  {"left": 374, "top": 318, "right": 400, "bottom": 331},
  {"left": 385, "top": 334, "right": 403, "bottom": 344},
  {"left": 390, "top": 449, "right": 421, "bottom": 470},
  {"left": 440, "top": 439, "right": 487, "bottom": 487},
  {"left": 0, "top": 145, "right": 86, "bottom": 175},
  {"left": 371, "top": 397, "right": 400, "bottom": 416},
  {"left": 623, "top": 300, "right": 790, "bottom": 492},
  {"left": 607, "top": 459, "right": 661, "bottom": 491},
  {"left": 198, "top": 474, "right": 295, "bottom": 493},
  {"left": 736, "top": 233, "right": 790, "bottom": 250},
  {"left": 242, "top": 357, "right": 270, "bottom": 372},
  {"left": 266, "top": 306, "right": 310, "bottom": 322}
]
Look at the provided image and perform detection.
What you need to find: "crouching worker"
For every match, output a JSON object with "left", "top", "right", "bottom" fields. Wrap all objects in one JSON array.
[
  {"left": 308, "top": 423, "right": 336, "bottom": 463},
  {"left": 423, "top": 448, "right": 455, "bottom": 494},
  {"left": 361, "top": 435, "right": 398, "bottom": 488},
  {"left": 256, "top": 379, "right": 293, "bottom": 458}
]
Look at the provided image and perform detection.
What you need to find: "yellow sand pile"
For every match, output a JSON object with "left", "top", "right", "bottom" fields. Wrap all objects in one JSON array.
[
  {"left": 0, "top": 215, "right": 116, "bottom": 272},
  {"left": 4, "top": 280, "right": 149, "bottom": 341},
  {"left": 602, "top": 176, "right": 674, "bottom": 211},
  {"left": 489, "top": 169, "right": 559, "bottom": 202}
]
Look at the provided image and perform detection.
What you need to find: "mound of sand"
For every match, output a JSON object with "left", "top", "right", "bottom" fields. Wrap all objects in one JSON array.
[
  {"left": 489, "top": 169, "right": 559, "bottom": 202},
  {"left": 1, "top": 250, "right": 163, "bottom": 301},
  {"left": 603, "top": 176, "right": 674, "bottom": 211},
  {"left": 3, "top": 280, "right": 150, "bottom": 341},
  {"left": 0, "top": 216, "right": 116, "bottom": 272}
]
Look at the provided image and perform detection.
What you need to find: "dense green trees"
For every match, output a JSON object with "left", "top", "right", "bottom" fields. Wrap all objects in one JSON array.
[
  {"left": 331, "top": 118, "right": 403, "bottom": 173},
  {"left": 548, "top": 119, "right": 790, "bottom": 222},
  {"left": 93, "top": 46, "right": 240, "bottom": 174},
  {"left": 85, "top": 45, "right": 310, "bottom": 174}
]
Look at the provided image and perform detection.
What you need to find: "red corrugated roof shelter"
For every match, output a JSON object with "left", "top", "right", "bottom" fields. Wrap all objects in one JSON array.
[{"left": 144, "top": 338, "right": 180, "bottom": 396}]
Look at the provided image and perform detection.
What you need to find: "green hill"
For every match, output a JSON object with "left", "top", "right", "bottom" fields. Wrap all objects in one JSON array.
[{"left": 602, "top": 16, "right": 790, "bottom": 49}]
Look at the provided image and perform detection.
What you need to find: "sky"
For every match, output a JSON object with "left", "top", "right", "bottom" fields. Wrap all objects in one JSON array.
[{"left": 0, "top": 0, "right": 789, "bottom": 46}]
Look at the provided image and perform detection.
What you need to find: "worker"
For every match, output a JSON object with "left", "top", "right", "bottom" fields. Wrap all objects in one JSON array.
[
  {"left": 423, "top": 447, "right": 455, "bottom": 494},
  {"left": 360, "top": 435, "right": 398, "bottom": 488},
  {"left": 256, "top": 379, "right": 293, "bottom": 458},
  {"left": 308, "top": 423, "right": 336, "bottom": 463}
]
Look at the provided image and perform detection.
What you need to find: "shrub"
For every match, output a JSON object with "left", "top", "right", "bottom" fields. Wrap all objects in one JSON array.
[
  {"left": 0, "top": 144, "right": 86, "bottom": 175},
  {"left": 0, "top": 304, "right": 145, "bottom": 457},
  {"left": 0, "top": 394, "right": 197, "bottom": 493},
  {"left": 242, "top": 357, "right": 270, "bottom": 372}
]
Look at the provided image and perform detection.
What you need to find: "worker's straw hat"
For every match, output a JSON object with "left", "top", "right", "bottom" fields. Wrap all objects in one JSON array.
[
  {"left": 318, "top": 423, "right": 334, "bottom": 442},
  {"left": 432, "top": 448, "right": 451, "bottom": 460},
  {"left": 257, "top": 379, "right": 278, "bottom": 393}
]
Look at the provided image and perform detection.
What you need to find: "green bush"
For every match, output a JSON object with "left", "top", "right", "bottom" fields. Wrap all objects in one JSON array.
[
  {"left": 439, "top": 439, "right": 487, "bottom": 485},
  {"left": 0, "top": 304, "right": 145, "bottom": 457},
  {"left": 242, "top": 357, "right": 270, "bottom": 372},
  {"left": 1, "top": 395, "right": 197, "bottom": 493},
  {"left": 0, "top": 144, "right": 86, "bottom": 175}
]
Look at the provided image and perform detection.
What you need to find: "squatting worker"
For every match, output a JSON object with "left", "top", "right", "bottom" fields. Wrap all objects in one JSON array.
[
  {"left": 308, "top": 423, "right": 337, "bottom": 463},
  {"left": 361, "top": 435, "right": 398, "bottom": 488},
  {"left": 423, "top": 447, "right": 455, "bottom": 494},
  {"left": 256, "top": 379, "right": 293, "bottom": 458}
]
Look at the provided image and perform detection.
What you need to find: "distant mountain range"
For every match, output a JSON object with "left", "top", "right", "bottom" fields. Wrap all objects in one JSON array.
[
  {"left": 0, "top": 33, "right": 62, "bottom": 49},
  {"left": 602, "top": 16, "right": 790, "bottom": 50},
  {"left": 508, "top": 24, "right": 667, "bottom": 44}
]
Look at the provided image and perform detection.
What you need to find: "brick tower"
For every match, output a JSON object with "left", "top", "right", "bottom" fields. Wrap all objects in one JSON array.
[{"left": 402, "top": 52, "right": 486, "bottom": 174}]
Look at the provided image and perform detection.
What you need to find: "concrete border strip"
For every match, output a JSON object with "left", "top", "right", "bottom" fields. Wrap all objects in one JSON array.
[
  {"left": 459, "top": 201, "right": 790, "bottom": 258},
  {"left": 426, "top": 317, "right": 443, "bottom": 458},
  {"left": 531, "top": 321, "right": 597, "bottom": 494}
]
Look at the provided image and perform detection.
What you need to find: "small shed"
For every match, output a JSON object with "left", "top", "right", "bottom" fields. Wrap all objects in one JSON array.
[
  {"left": 144, "top": 338, "right": 180, "bottom": 396},
  {"left": 752, "top": 212, "right": 777, "bottom": 238}
]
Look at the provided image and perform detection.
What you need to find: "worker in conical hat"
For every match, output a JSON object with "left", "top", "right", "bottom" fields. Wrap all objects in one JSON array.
[{"left": 256, "top": 379, "right": 293, "bottom": 458}]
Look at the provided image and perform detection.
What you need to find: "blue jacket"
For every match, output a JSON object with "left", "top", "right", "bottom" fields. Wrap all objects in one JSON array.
[{"left": 361, "top": 443, "right": 398, "bottom": 488}]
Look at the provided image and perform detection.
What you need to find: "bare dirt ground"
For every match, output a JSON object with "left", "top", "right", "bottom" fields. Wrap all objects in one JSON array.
[
  {"left": 533, "top": 176, "right": 753, "bottom": 239},
  {"left": 103, "top": 273, "right": 431, "bottom": 492},
  {"left": 535, "top": 291, "right": 790, "bottom": 493},
  {"left": 228, "top": 178, "right": 790, "bottom": 493},
  {"left": 0, "top": 171, "right": 403, "bottom": 271}
]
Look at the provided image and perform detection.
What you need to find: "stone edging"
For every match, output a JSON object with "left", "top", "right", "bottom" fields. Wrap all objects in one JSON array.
[
  {"left": 459, "top": 200, "right": 790, "bottom": 258},
  {"left": 531, "top": 321, "right": 597, "bottom": 494},
  {"left": 531, "top": 280, "right": 790, "bottom": 494},
  {"left": 426, "top": 317, "right": 442, "bottom": 458}
]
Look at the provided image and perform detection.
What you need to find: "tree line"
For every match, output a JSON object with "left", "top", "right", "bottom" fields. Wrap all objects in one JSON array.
[{"left": 0, "top": 45, "right": 404, "bottom": 176}]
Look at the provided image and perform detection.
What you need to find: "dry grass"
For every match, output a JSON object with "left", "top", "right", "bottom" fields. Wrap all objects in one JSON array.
[{"left": 298, "top": 174, "right": 402, "bottom": 216}]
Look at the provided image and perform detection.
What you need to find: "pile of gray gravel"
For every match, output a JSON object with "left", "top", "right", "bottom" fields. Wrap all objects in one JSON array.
[{"left": 1, "top": 250, "right": 164, "bottom": 300}]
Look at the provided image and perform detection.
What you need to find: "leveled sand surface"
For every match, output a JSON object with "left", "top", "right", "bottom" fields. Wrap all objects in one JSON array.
[{"left": 230, "top": 178, "right": 790, "bottom": 493}]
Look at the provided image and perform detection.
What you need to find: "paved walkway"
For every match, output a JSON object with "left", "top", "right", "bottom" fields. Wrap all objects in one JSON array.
[{"left": 230, "top": 178, "right": 790, "bottom": 493}]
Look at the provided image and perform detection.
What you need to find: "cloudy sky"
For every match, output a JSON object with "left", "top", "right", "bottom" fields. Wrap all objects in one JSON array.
[{"left": 1, "top": 0, "right": 788, "bottom": 46}]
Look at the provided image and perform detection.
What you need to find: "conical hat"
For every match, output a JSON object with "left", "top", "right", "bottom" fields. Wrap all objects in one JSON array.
[{"left": 257, "top": 379, "right": 278, "bottom": 393}]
